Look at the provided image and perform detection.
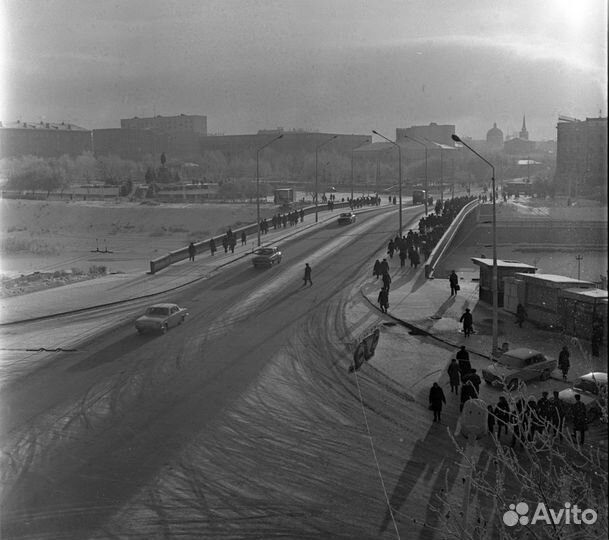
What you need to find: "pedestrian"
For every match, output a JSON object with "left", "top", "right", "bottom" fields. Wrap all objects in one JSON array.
[
  {"left": 373, "top": 259, "right": 382, "bottom": 279},
  {"left": 380, "top": 258, "right": 390, "bottom": 275},
  {"left": 462, "top": 368, "right": 481, "bottom": 395},
  {"left": 209, "top": 237, "right": 216, "bottom": 256},
  {"left": 460, "top": 380, "right": 477, "bottom": 412},
  {"left": 487, "top": 405, "right": 495, "bottom": 435},
  {"left": 411, "top": 249, "right": 420, "bottom": 269},
  {"left": 303, "top": 263, "right": 313, "bottom": 286},
  {"left": 537, "top": 391, "right": 551, "bottom": 432},
  {"left": 188, "top": 241, "right": 196, "bottom": 262},
  {"left": 558, "top": 346, "right": 570, "bottom": 381},
  {"left": 241, "top": 231, "right": 247, "bottom": 246},
  {"left": 229, "top": 234, "right": 236, "bottom": 254},
  {"left": 429, "top": 382, "right": 446, "bottom": 423},
  {"left": 456, "top": 346, "right": 471, "bottom": 377},
  {"left": 382, "top": 271, "right": 392, "bottom": 291},
  {"left": 515, "top": 303, "right": 527, "bottom": 327},
  {"left": 460, "top": 308, "right": 473, "bottom": 337},
  {"left": 399, "top": 249, "right": 407, "bottom": 268},
  {"left": 377, "top": 287, "right": 389, "bottom": 313},
  {"left": 387, "top": 239, "right": 395, "bottom": 258},
  {"left": 447, "top": 358, "right": 460, "bottom": 394},
  {"left": 449, "top": 270, "right": 459, "bottom": 296},
  {"left": 572, "top": 394, "right": 587, "bottom": 445},
  {"left": 591, "top": 318, "right": 603, "bottom": 357},
  {"left": 222, "top": 235, "right": 228, "bottom": 253},
  {"left": 494, "top": 396, "right": 510, "bottom": 439}
]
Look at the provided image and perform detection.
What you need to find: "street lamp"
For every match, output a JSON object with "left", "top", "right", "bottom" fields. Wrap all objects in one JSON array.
[
  {"left": 315, "top": 135, "right": 338, "bottom": 222},
  {"left": 372, "top": 130, "right": 403, "bottom": 235},
  {"left": 401, "top": 133, "right": 428, "bottom": 215},
  {"left": 256, "top": 133, "right": 283, "bottom": 246},
  {"left": 452, "top": 133, "right": 498, "bottom": 355}
]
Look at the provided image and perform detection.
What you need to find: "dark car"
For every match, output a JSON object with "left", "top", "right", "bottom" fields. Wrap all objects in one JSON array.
[
  {"left": 559, "top": 372, "right": 607, "bottom": 422},
  {"left": 252, "top": 246, "right": 282, "bottom": 268},
  {"left": 337, "top": 212, "right": 356, "bottom": 225}
]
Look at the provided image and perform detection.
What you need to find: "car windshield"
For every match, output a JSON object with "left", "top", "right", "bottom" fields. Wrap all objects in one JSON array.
[
  {"left": 255, "top": 248, "right": 274, "bottom": 255},
  {"left": 497, "top": 354, "right": 525, "bottom": 368},
  {"left": 340, "top": 213, "right": 351, "bottom": 217},
  {"left": 574, "top": 378, "right": 605, "bottom": 395},
  {"left": 146, "top": 307, "right": 169, "bottom": 316}
]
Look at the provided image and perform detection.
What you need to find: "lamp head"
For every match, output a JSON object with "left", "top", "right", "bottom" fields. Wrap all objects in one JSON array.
[
  {"left": 451, "top": 134, "right": 461, "bottom": 143},
  {"left": 372, "top": 130, "right": 379, "bottom": 135}
]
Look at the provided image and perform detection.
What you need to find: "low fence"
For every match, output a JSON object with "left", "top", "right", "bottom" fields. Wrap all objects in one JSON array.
[
  {"left": 424, "top": 200, "right": 480, "bottom": 279},
  {"left": 149, "top": 200, "right": 358, "bottom": 274}
]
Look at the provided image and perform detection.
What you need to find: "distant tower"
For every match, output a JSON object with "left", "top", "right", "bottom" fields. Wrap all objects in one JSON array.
[{"left": 519, "top": 116, "right": 529, "bottom": 140}]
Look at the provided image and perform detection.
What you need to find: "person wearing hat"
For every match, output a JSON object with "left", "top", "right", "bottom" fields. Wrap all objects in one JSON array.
[{"left": 460, "top": 308, "right": 473, "bottom": 337}]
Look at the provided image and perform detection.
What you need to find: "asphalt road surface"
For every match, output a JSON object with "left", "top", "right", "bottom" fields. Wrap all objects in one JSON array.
[{"left": 1, "top": 207, "right": 435, "bottom": 539}]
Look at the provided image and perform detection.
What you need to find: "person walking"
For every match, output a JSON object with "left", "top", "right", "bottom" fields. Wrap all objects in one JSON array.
[
  {"left": 558, "top": 346, "right": 570, "bottom": 381},
  {"left": 209, "top": 237, "right": 216, "bottom": 256},
  {"left": 303, "top": 263, "right": 313, "bottom": 286},
  {"left": 515, "top": 303, "right": 527, "bottom": 327},
  {"left": 494, "top": 396, "right": 510, "bottom": 440},
  {"left": 382, "top": 271, "right": 392, "bottom": 292},
  {"left": 572, "top": 394, "right": 587, "bottom": 445},
  {"left": 377, "top": 287, "right": 389, "bottom": 313},
  {"left": 460, "top": 380, "right": 477, "bottom": 412},
  {"left": 399, "top": 249, "right": 407, "bottom": 268},
  {"left": 241, "top": 231, "right": 247, "bottom": 246},
  {"left": 429, "top": 382, "right": 446, "bottom": 423},
  {"left": 460, "top": 308, "right": 473, "bottom": 337},
  {"left": 373, "top": 259, "right": 382, "bottom": 279},
  {"left": 550, "top": 390, "right": 565, "bottom": 440},
  {"left": 447, "top": 359, "right": 460, "bottom": 394},
  {"left": 456, "top": 346, "right": 471, "bottom": 377},
  {"left": 188, "top": 242, "right": 196, "bottom": 262},
  {"left": 462, "top": 368, "right": 481, "bottom": 395},
  {"left": 380, "top": 258, "right": 390, "bottom": 275},
  {"left": 449, "top": 270, "right": 459, "bottom": 296}
]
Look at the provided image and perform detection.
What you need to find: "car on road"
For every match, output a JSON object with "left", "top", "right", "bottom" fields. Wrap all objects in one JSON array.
[
  {"left": 482, "top": 347, "right": 556, "bottom": 390},
  {"left": 252, "top": 246, "right": 282, "bottom": 268},
  {"left": 135, "top": 303, "right": 188, "bottom": 334},
  {"left": 559, "top": 372, "right": 607, "bottom": 422},
  {"left": 337, "top": 212, "right": 356, "bottom": 225}
]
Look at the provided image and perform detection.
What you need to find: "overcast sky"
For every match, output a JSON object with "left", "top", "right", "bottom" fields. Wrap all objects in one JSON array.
[{"left": 1, "top": 0, "right": 606, "bottom": 140}]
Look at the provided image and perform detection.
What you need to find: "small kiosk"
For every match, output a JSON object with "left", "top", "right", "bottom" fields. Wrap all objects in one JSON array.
[{"left": 471, "top": 258, "right": 537, "bottom": 307}]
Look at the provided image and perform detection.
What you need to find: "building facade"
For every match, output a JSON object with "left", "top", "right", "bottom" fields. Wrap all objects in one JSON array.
[
  {"left": 120, "top": 114, "right": 207, "bottom": 135},
  {"left": 0, "top": 121, "right": 92, "bottom": 158},
  {"left": 396, "top": 123, "right": 455, "bottom": 146},
  {"left": 555, "top": 116, "right": 608, "bottom": 201}
]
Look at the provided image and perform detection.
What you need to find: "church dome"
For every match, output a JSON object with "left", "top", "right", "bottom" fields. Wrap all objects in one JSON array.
[{"left": 486, "top": 122, "right": 504, "bottom": 147}]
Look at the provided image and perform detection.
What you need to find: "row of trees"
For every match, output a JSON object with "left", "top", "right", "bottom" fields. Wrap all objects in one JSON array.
[{"left": 0, "top": 148, "right": 556, "bottom": 199}]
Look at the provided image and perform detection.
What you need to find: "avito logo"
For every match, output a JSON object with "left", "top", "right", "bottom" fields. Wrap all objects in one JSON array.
[{"left": 503, "top": 502, "right": 598, "bottom": 527}]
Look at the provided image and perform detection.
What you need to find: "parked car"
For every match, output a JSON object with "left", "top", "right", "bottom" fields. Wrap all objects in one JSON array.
[
  {"left": 482, "top": 348, "right": 556, "bottom": 390},
  {"left": 135, "top": 303, "right": 188, "bottom": 334},
  {"left": 252, "top": 246, "right": 282, "bottom": 268},
  {"left": 337, "top": 212, "right": 356, "bottom": 225},
  {"left": 559, "top": 372, "right": 607, "bottom": 422}
]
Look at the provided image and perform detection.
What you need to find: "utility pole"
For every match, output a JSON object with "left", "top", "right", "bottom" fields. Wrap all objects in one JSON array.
[{"left": 576, "top": 254, "right": 583, "bottom": 281}]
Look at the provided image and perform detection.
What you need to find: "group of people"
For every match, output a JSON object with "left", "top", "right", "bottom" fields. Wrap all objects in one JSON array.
[{"left": 263, "top": 209, "right": 305, "bottom": 233}]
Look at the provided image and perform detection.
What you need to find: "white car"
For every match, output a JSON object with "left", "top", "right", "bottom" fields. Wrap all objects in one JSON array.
[
  {"left": 252, "top": 246, "right": 282, "bottom": 268},
  {"left": 135, "top": 303, "right": 188, "bottom": 334},
  {"left": 559, "top": 372, "right": 607, "bottom": 422},
  {"left": 482, "top": 348, "right": 556, "bottom": 390}
]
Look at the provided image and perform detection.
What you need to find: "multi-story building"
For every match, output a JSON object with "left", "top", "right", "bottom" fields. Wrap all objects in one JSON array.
[
  {"left": 555, "top": 116, "right": 608, "bottom": 200},
  {"left": 92, "top": 128, "right": 166, "bottom": 161},
  {"left": 396, "top": 123, "right": 455, "bottom": 146},
  {"left": 0, "top": 120, "right": 92, "bottom": 158},
  {"left": 120, "top": 114, "right": 207, "bottom": 135}
]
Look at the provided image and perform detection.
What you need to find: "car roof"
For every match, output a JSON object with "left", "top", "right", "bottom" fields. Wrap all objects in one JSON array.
[
  {"left": 149, "top": 303, "right": 177, "bottom": 309},
  {"left": 500, "top": 348, "right": 544, "bottom": 359},
  {"left": 577, "top": 372, "right": 608, "bottom": 384}
]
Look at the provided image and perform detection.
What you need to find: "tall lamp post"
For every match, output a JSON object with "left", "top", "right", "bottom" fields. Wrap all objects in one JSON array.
[
  {"left": 256, "top": 133, "right": 283, "bottom": 246},
  {"left": 402, "top": 133, "right": 428, "bottom": 215},
  {"left": 452, "top": 133, "right": 498, "bottom": 354},
  {"left": 372, "top": 130, "right": 403, "bottom": 235},
  {"left": 315, "top": 135, "right": 339, "bottom": 222}
]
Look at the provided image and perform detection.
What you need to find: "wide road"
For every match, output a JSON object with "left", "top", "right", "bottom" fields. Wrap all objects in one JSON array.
[{"left": 1, "top": 206, "right": 429, "bottom": 539}]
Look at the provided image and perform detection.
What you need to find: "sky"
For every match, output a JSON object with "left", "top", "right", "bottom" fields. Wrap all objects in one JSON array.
[{"left": 1, "top": 0, "right": 607, "bottom": 141}]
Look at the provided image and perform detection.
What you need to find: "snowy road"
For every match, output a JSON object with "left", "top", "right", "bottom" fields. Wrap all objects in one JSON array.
[{"left": 1, "top": 208, "right": 431, "bottom": 539}]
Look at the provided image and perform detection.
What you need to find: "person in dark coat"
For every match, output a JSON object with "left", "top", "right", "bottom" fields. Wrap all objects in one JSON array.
[
  {"left": 550, "top": 390, "right": 565, "bottom": 439},
  {"left": 377, "top": 287, "right": 389, "bottom": 313},
  {"left": 380, "top": 258, "right": 390, "bottom": 275},
  {"left": 515, "top": 303, "right": 527, "bottom": 327},
  {"left": 447, "top": 359, "right": 460, "bottom": 393},
  {"left": 209, "top": 237, "right": 216, "bottom": 256},
  {"left": 373, "top": 259, "right": 382, "bottom": 279},
  {"left": 460, "top": 308, "right": 473, "bottom": 337},
  {"left": 558, "top": 346, "right": 570, "bottom": 381},
  {"left": 188, "top": 242, "right": 196, "bottom": 262},
  {"left": 429, "top": 382, "right": 446, "bottom": 422},
  {"left": 387, "top": 239, "right": 395, "bottom": 258},
  {"left": 456, "top": 346, "right": 471, "bottom": 377},
  {"left": 460, "top": 380, "right": 477, "bottom": 412},
  {"left": 241, "top": 231, "right": 247, "bottom": 246},
  {"left": 222, "top": 235, "right": 228, "bottom": 253},
  {"left": 572, "top": 394, "right": 588, "bottom": 445},
  {"left": 462, "top": 368, "right": 481, "bottom": 395},
  {"left": 382, "top": 271, "right": 392, "bottom": 291},
  {"left": 303, "top": 263, "right": 313, "bottom": 286},
  {"left": 487, "top": 405, "right": 495, "bottom": 435},
  {"left": 449, "top": 270, "right": 459, "bottom": 296},
  {"left": 399, "top": 249, "right": 407, "bottom": 268},
  {"left": 494, "top": 396, "right": 510, "bottom": 439}
]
